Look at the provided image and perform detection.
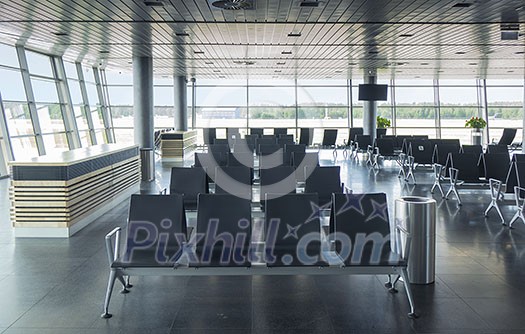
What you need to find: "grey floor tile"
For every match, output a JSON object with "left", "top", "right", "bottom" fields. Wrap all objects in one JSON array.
[
  {"left": 463, "top": 297, "right": 525, "bottom": 330},
  {"left": 438, "top": 274, "right": 516, "bottom": 298}
]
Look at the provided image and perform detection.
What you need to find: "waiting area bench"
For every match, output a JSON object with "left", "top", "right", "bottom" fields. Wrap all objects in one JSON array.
[{"left": 101, "top": 192, "right": 416, "bottom": 319}]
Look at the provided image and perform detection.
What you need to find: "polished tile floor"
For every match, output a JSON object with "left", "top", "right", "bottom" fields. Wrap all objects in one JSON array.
[{"left": 1, "top": 150, "right": 525, "bottom": 333}]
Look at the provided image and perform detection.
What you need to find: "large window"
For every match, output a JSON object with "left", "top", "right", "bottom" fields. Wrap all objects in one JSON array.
[
  {"left": 486, "top": 80, "right": 524, "bottom": 144},
  {"left": 394, "top": 81, "right": 437, "bottom": 138}
]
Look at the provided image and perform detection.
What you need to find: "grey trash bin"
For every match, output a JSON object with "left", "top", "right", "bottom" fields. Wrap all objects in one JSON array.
[
  {"left": 394, "top": 196, "right": 436, "bottom": 284},
  {"left": 140, "top": 148, "right": 155, "bottom": 181}
]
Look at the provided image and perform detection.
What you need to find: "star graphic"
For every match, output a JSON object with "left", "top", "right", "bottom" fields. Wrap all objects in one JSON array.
[
  {"left": 337, "top": 194, "right": 366, "bottom": 216},
  {"left": 305, "top": 201, "right": 331, "bottom": 224},
  {"left": 283, "top": 224, "right": 300, "bottom": 239},
  {"left": 366, "top": 199, "right": 389, "bottom": 222}
]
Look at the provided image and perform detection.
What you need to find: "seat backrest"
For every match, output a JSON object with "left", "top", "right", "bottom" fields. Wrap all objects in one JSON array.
[
  {"left": 284, "top": 144, "right": 306, "bottom": 165},
  {"left": 250, "top": 128, "right": 264, "bottom": 136},
  {"left": 203, "top": 128, "right": 216, "bottom": 145},
  {"left": 291, "top": 152, "right": 320, "bottom": 182},
  {"left": 448, "top": 153, "right": 481, "bottom": 182},
  {"left": 258, "top": 144, "right": 281, "bottom": 156},
  {"left": 194, "top": 194, "right": 252, "bottom": 267},
  {"left": 409, "top": 140, "right": 433, "bottom": 164},
  {"left": 259, "top": 151, "right": 286, "bottom": 169},
  {"left": 516, "top": 162, "right": 525, "bottom": 188},
  {"left": 274, "top": 128, "right": 288, "bottom": 136},
  {"left": 233, "top": 138, "right": 255, "bottom": 152},
  {"left": 213, "top": 138, "right": 229, "bottom": 145},
  {"left": 498, "top": 128, "right": 517, "bottom": 146},
  {"left": 299, "top": 128, "right": 313, "bottom": 146},
  {"left": 256, "top": 137, "right": 278, "bottom": 147},
  {"left": 215, "top": 166, "right": 252, "bottom": 199},
  {"left": 305, "top": 166, "right": 342, "bottom": 207},
  {"left": 486, "top": 145, "right": 508, "bottom": 154},
  {"left": 277, "top": 136, "right": 294, "bottom": 147},
  {"left": 375, "top": 138, "right": 395, "bottom": 156},
  {"left": 227, "top": 152, "right": 254, "bottom": 168},
  {"left": 513, "top": 154, "right": 525, "bottom": 163},
  {"left": 169, "top": 167, "right": 209, "bottom": 202},
  {"left": 226, "top": 128, "right": 240, "bottom": 140},
  {"left": 124, "top": 194, "right": 187, "bottom": 264},
  {"left": 461, "top": 145, "right": 482, "bottom": 156},
  {"left": 349, "top": 127, "right": 364, "bottom": 142},
  {"left": 195, "top": 152, "right": 227, "bottom": 169},
  {"left": 265, "top": 193, "right": 325, "bottom": 266},
  {"left": 208, "top": 144, "right": 230, "bottom": 154},
  {"left": 322, "top": 129, "right": 338, "bottom": 146},
  {"left": 435, "top": 143, "right": 461, "bottom": 164},
  {"left": 260, "top": 166, "right": 297, "bottom": 200},
  {"left": 483, "top": 153, "right": 510, "bottom": 182},
  {"left": 331, "top": 193, "right": 392, "bottom": 266},
  {"left": 355, "top": 134, "right": 372, "bottom": 150},
  {"left": 376, "top": 128, "right": 387, "bottom": 138}
]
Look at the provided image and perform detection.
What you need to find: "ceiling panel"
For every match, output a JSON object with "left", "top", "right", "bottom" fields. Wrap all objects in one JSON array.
[{"left": 0, "top": 0, "right": 522, "bottom": 79}]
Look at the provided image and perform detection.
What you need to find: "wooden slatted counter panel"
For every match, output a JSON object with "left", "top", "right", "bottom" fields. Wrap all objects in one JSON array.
[
  {"left": 9, "top": 144, "right": 140, "bottom": 238},
  {"left": 160, "top": 130, "right": 197, "bottom": 160}
]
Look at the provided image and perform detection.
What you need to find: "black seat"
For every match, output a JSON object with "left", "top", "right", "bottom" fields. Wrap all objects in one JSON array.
[
  {"left": 284, "top": 144, "right": 306, "bottom": 165},
  {"left": 375, "top": 138, "right": 395, "bottom": 157},
  {"left": 497, "top": 128, "right": 517, "bottom": 146},
  {"left": 461, "top": 145, "right": 483, "bottom": 155},
  {"left": 321, "top": 129, "right": 338, "bottom": 148},
  {"left": 265, "top": 193, "right": 327, "bottom": 267},
  {"left": 274, "top": 128, "right": 288, "bottom": 136},
  {"left": 117, "top": 194, "right": 187, "bottom": 268},
  {"left": 304, "top": 166, "right": 343, "bottom": 207},
  {"left": 434, "top": 143, "right": 461, "bottom": 165},
  {"left": 408, "top": 140, "right": 433, "bottom": 165},
  {"left": 215, "top": 166, "right": 252, "bottom": 199},
  {"left": 208, "top": 144, "right": 230, "bottom": 154},
  {"left": 213, "top": 138, "right": 229, "bottom": 145},
  {"left": 226, "top": 128, "right": 240, "bottom": 141},
  {"left": 203, "top": 128, "right": 216, "bottom": 146},
  {"left": 347, "top": 127, "right": 363, "bottom": 145},
  {"left": 277, "top": 135, "right": 294, "bottom": 147},
  {"left": 169, "top": 167, "right": 209, "bottom": 210},
  {"left": 227, "top": 152, "right": 254, "bottom": 168},
  {"left": 376, "top": 128, "right": 387, "bottom": 138},
  {"left": 194, "top": 152, "right": 227, "bottom": 183},
  {"left": 250, "top": 128, "right": 264, "bottom": 137},
  {"left": 331, "top": 193, "right": 403, "bottom": 266},
  {"left": 260, "top": 166, "right": 296, "bottom": 205},
  {"left": 233, "top": 138, "right": 255, "bottom": 153},
  {"left": 256, "top": 137, "right": 278, "bottom": 147},
  {"left": 486, "top": 145, "right": 508, "bottom": 154},
  {"left": 447, "top": 153, "right": 482, "bottom": 183},
  {"left": 291, "top": 152, "right": 320, "bottom": 183},
  {"left": 354, "top": 135, "right": 372, "bottom": 152},
  {"left": 191, "top": 194, "right": 251, "bottom": 267},
  {"left": 259, "top": 151, "right": 286, "bottom": 169},
  {"left": 299, "top": 128, "right": 313, "bottom": 146},
  {"left": 258, "top": 144, "right": 281, "bottom": 156},
  {"left": 482, "top": 153, "right": 510, "bottom": 182}
]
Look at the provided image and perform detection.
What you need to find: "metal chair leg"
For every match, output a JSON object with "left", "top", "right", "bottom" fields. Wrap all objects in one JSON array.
[
  {"left": 400, "top": 268, "right": 418, "bottom": 319},
  {"left": 101, "top": 270, "right": 117, "bottom": 319}
]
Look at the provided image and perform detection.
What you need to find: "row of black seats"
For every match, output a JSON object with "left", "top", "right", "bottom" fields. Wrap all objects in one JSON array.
[
  {"left": 211, "top": 135, "right": 295, "bottom": 152},
  {"left": 201, "top": 144, "right": 308, "bottom": 163},
  {"left": 169, "top": 165, "right": 343, "bottom": 208}
]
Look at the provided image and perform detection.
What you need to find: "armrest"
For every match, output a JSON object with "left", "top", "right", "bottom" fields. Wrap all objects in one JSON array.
[
  {"left": 344, "top": 186, "right": 352, "bottom": 194},
  {"left": 159, "top": 188, "right": 167, "bottom": 195},
  {"left": 395, "top": 224, "right": 412, "bottom": 262},
  {"left": 104, "top": 227, "right": 122, "bottom": 266}
]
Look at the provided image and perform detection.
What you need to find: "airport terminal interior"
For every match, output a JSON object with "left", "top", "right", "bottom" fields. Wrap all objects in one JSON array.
[{"left": 0, "top": 0, "right": 525, "bottom": 333}]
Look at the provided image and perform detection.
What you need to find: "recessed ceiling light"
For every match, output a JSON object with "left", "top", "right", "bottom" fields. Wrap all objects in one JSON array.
[
  {"left": 452, "top": 3, "right": 472, "bottom": 8},
  {"left": 349, "top": 62, "right": 357, "bottom": 65},
  {"left": 515, "top": 51, "right": 525, "bottom": 54},
  {"left": 399, "top": 34, "right": 413, "bottom": 37},
  {"left": 213, "top": 69, "right": 221, "bottom": 72},
  {"left": 438, "top": 70, "right": 445, "bottom": 73},
  {"left": 144, "top": 1, "right": 164, "bottom": 7},
  {"left": 507, "top": 70, "right": 514, "bottom": 73},
  {"left": 175, "top": 32, "right": 189, "bottom": 37},
  {"left": 396, "top": 70, "right": 403, "bottom": 73},
  {"left": 53, "top": 32, "right": 68, "bottom": 36},
  {"left": 276, "top": 62, "right": 286, "bottom": 65},
  {"left": 274, "top": 70, "right": 282, "bottom": 73},
  {"left": 99, "top": 50, "right": 109, "bottom": 54},
  {"left": 281, "top": 51, "right": 292, "bottom": 55},
  {"left": 455, "top": 51, "right": 466, "bottom": 54},
  {"left": 415, "top": 76, "right": 421, "bottom": 78},
  {"left": 204, "top": 61, "right": 214, "bottom": 65},
  {"left": 335, "top": 70, "right": 343, "bottom": 73},
  {"left": 288, "top": 32, "right": 302, "bottom": 37},
  {"left": 300, "top": 1, "right": 320, "bottom": 7},
  {"left": 128, "top": 61, "right": 132, "bottom": 64},
  {"left": 369, "top": 51, "right": 379, "bottom": 54},
  {"left": 194, "top": 50, "right": 204, "bottom": 54},
  {"left": 469, "top": 63, "right": 477, "bottom": 65},
  {"left": 219, "top": 75, "right": 226, "bottom": 78},
  {"left": 420, "top": 62, "right": 429, "bottom": 65}
]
